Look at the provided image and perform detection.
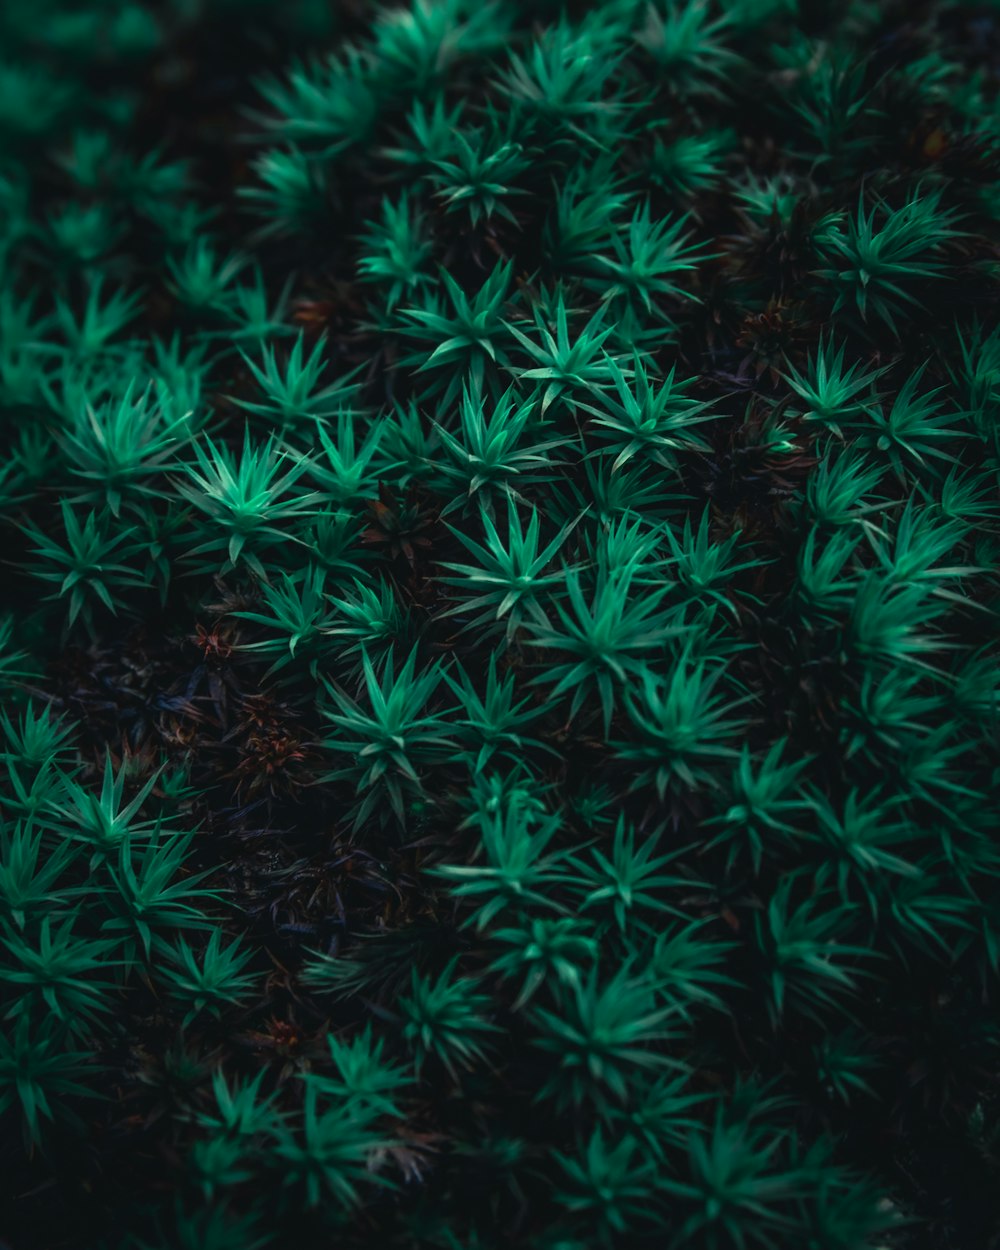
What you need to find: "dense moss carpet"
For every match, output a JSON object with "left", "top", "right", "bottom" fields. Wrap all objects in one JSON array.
[{"left": 1, "top": 1, "right": 1000, "bottom": 1247}]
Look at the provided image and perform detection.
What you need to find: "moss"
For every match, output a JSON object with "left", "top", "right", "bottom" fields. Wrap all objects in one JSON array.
[{"left": 1, "top": 1, "right": 999, "bottom": 1247}]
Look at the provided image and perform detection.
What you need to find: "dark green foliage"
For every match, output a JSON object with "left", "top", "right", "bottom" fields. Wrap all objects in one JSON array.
[
  {"left": 399, "top": 956, "right": 500, "bottom": 1077},
  {"left": 1, "top": 1, "right": 1000, "bottom": 1249}
]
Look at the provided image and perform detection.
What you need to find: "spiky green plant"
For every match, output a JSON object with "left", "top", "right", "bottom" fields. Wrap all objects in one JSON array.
[
  {"left": 432, "top": 805, "right": 568, "bottom": 930},
  {"left": 19, "top": 502, "right": 148, "bottom": 634},
  {"left": 526, "top": 565, "right": 685, "bottom": 732},
  {"left": 320, "top": 648, "right": 454, "bottom": 829},
  {"left": 400, "top": 259, "right": 514, "bottom": 404},
  {"left": 814, "top": 187, "right": 965, "bottom": 332},
  {"left": 532, "top": 964, "right": 679, "bottom": 1107},
  {"left": 159, "top": 929, "right": 258, "bottom": 1027},
  {"left": 617, "top": 646, "right": 749, "bottom": 796},
  {"left": 174, "top": 429, "right": 319, "bottom": 577},
  {"left": 232, "top": 334, "right": 360, "bottom": 432},
  {"left": 506, "top": 295, "right": 626, "bottom": 415},
  {"left": 439, "top": 499, "right": 575, "bottom": 640},
  {"left": 398, "top": 957, "right": 499, "bottom": 1077}
]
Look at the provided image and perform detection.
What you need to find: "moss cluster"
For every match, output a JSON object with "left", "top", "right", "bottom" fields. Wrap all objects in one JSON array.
[{"left": 2, "top": 1, "right": 1000, "bottom": 1247}]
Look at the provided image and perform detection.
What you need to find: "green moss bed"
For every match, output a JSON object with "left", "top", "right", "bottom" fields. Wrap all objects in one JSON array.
[{"left": 2, "top": 1, "right": 1000, "bottom": 1247}]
